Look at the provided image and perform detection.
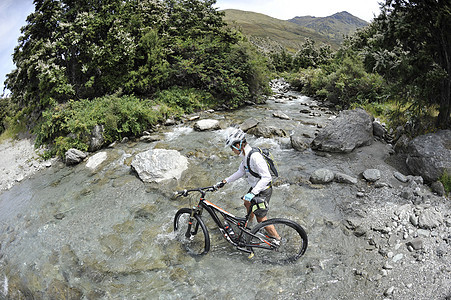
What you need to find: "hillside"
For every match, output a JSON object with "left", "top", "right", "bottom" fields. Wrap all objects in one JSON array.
[
  {"left": 222, "top": 9, "right": 341, "bottom": 52},
  {"left": 289, "top": 11, "right": 368, "bottom": 44},
  {"left": 222, "top": 9, "right": 368, "bottom": 52}
]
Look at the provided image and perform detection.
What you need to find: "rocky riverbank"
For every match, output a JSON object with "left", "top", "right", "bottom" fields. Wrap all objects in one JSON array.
[{"left": 0, "top": 138, "right": 56, "bottom": 192}]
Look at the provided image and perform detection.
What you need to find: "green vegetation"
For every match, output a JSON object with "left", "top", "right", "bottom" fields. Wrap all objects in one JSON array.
[
  {"left": 274, "top": 1, "right": 450, "bottom": 132},
  {"left": 1, "top": 0, "right": 270, "bottom": 156},
  {"left": 1, "top": 0, "right": 449, "bottom": 158},
  {"left": 439, "top": 171, "right": 451, "bottom": 196},
  {"left": 222, "top": 9, "right": 349, "bottom": 52}
]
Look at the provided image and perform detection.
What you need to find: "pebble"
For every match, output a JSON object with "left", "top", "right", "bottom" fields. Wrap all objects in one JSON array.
[
  {"left": 384, "top": 286, "right": 395, "bottom": 296},
  {"left": 392, "top": 253, "right": 404, "bottom": 262},
  {"left": 383, "top": 262, "right": 394, "bottom": 270}
]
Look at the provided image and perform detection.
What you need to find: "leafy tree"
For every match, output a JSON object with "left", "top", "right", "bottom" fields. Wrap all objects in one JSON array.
[
  {"left": 292, "top": 38, "right": 332, "bottom": 70},
  {"left": 362, "top": 0, "right": 451, "bottom": 128},
  {"left": 4, "top": 0, "right": 270, "bottom": 129}
]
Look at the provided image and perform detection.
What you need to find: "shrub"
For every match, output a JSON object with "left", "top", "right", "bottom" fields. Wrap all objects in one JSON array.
[
  {"left": 35, "top": 95, "right": 166, "bottom": 157},
  {"left": 439, "top": 171, "right": 451, "bottom": 196}
]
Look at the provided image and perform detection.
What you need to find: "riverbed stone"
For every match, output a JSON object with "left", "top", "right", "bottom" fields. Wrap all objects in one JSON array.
[
  {"left": 430, "top": 181, "right": 445, "bottom": 196},
  {"left": 311, "top": 108, "right": 373, "bottom": 153},
  {"left": 193, "top": 119, "right": 220, "bottom": 131},
  {"left": 393, "top": 171, "right": 408, "bottom": 183},
  {"left": 247, "top": 123, "right": 288, "bottom": 138},
  {"left": 273, "top": 111, "right": 290, "bottom": 120},
  {"left": 417, "top": 208, "right": 443, "bottom": 229},
  {"left": 334, "top": 172, "right": 358, "bottom": 184},
  {"left": 363, "top": 169, "right": 381, "bottom": 182},
  {"left": 290, "top": 131, "right": 309, "bottom": 151},
  {"left": 86, "top": 152, "right": 108, "bottom": 170},
  {"left": 310, "top": 168, "right": 335, "bottom": 184},
  {"left": 240, "top": 118, "right": 259, "bottom": 131},
  {"left": 65, "top": 148, "right": 87, "bottom": 165},
  {"left": 131, "top": 149, "right": 188, "bottom": 183},
  {"left": 407, "top": 238, "right": 423, "bottom": 250}
]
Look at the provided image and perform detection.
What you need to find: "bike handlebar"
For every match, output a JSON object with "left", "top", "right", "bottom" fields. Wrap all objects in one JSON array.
[{"left": 174, "top": 184, "right": 221, "bottom": 197}]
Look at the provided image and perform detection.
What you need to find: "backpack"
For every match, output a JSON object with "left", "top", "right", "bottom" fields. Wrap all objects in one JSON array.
[{"left": 247, "top": 147, "right": 279, "bottom": 179}]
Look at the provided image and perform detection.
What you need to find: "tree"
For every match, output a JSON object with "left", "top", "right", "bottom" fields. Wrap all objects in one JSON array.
[
  {"left": 365, "top": 0, "right": 451, "bottom": 128},
  {"left": 4, "top": 0, "right": 270, "bottom": 126}
]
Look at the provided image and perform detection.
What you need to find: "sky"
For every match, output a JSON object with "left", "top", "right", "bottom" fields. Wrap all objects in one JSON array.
[{"left": 0, "top": 0, "right": 382, "bottom": 95}]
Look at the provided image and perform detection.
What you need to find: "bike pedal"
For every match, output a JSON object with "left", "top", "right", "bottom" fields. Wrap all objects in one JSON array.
[{"left": 248, "top": 252, "right": 255, "bottom": 259}]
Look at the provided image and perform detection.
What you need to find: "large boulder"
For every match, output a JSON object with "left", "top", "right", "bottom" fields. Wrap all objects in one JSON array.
[
  {"left": 131, "top": 149, "right": 188, "bottom": 183},
  {"left": 311, "top": 108, "right": 373, "bottom": 153},
  {"left": 405, "top": 130, "right": 451, "bottom": 182},
  {"left": 193, "top": 119, "right": 220, "bottom": 131}
]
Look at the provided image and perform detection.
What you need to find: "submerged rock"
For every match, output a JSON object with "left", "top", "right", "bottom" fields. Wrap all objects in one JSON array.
[
  {"left": 86, "top": 152, "right": 107, "bottom": 170},
  {"left": 131, "top": 149, "right": 188, "bottom": 183}
]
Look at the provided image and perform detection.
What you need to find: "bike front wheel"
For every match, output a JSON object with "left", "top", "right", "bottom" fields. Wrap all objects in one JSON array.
[
  {"left": 249, "top": 218, "right": 308, "bottom": 264},
  {"left": 174, "top": 208, "right": 210, "bottom": 256}
]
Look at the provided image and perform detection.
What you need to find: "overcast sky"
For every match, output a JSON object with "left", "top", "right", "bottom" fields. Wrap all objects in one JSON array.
[{"left": 1, "top": 0, "right": 382, "bottom": 94}]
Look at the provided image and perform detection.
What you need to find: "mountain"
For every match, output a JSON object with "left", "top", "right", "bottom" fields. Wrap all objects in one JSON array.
[
  {"left": 288, "top": 11, "right": 368, "bottom": 44},
  {"left": 222, "top": 9, "right": 368, "bottom": 52}
]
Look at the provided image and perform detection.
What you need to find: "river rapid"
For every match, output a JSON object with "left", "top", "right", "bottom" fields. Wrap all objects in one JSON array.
[{"left": 0, "top": 86, "right": 449, "bottom": 299}]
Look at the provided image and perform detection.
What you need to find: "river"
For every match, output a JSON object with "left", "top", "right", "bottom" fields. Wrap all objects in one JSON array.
[{"left": 0, "top": 87, "right": 449, "bottom": 299}]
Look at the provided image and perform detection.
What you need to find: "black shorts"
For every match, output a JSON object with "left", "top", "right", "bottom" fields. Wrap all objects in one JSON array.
[{"left": 248, "top": 187, "right": 272, "bottom": 218}]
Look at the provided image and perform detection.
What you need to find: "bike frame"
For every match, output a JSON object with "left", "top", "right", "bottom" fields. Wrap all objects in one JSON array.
[{"left": 178, "top": 186, "right": 277, "bottom": 253}]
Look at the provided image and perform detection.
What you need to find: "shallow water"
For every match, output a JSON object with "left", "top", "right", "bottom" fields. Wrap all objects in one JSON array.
[{"left": 0, "top": 93, "right": 385, "bottom": 299}]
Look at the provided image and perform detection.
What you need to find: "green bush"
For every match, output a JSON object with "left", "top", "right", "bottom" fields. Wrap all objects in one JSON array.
[
  {"left": 35, "top": 95, "right": 167, "bottom": 157},
  {"left": 439, "top": 171, "right": 451, "bottom": 196}
]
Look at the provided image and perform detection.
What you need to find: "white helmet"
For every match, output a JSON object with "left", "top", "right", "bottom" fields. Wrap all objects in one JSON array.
[{"left": 225, "top": 128, "right": 246, "bottom": 148}]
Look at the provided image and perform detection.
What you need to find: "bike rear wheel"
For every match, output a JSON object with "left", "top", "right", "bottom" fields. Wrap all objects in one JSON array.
[
  {"left": 174, "top": 208, "right": 210, "bottom": 256},
  {"left": 249, "top": 218, "right": 308, "bottom": 264}
]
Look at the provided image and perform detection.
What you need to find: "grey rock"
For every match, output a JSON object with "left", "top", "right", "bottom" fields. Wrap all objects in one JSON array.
[
  {"left": 394, "top": 134, "right": 410, "bottom": 153},
  {"left": 88, "top": 124, "right": 105, "bottom": 152},
  {"left": 240, "top": 118, "right": 259, "bottom": 132},
  {"left": 131, "top": 149, "right": 188, "bottom": 183},
  {"left": 311, "top": 108, "right": 373, "bottom": 153},
  {"left": 65, "top": 149, "right": 87, "bottom": 165},
  {"left": 405, "top": 130, "right": 451, "bottom": 182},
  {"left": 248, "top": 124, "right": 288, "bottom": 139},
  {"left": 334, "top": 172, "right": 358, "bottom": 184},
  {"left": 373, "top": 121, "right": 386, "bottom": 139},
  {"left": 363, "top": 169, "right": 381, "bottom": 182},
  {"left": 193, "top": 119, "right": 220, "bottom": 131},
  {"left": 310, "top": 168, "right": 335, "bottom": 184},
  {"left": 407, "top": 238, "right": 423, "bottom": 250},
  {"left": 401, "top": 188, "right": 415, "bottom": 200},
  {"left": 418, "top": 208, "right": 443, "bottom": 229},
  {"left": 139, "top": 135, "right": 162, "bottom": 143},
  {"left": 409, "top": 214, "right": 419, "bottom": 227},
  {"left": 273, "top": 111, "right": 290, "bottom": 120},
  {"left": 290, "top": 132, "right": 309, "bottom": 151},
  {"left": 430, "top": 181, "right": 445, "bottom": 196},
  {"left": 393, "top": 171, "right": 408, "bottom": 183},
  {"left": 86, "top": 152, "right": 107, "bottom": 170}
]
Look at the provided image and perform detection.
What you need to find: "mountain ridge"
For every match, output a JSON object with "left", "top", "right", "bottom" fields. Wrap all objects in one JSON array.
[{"left": 222, "top": 9, "right": 368, "bottom": 52}]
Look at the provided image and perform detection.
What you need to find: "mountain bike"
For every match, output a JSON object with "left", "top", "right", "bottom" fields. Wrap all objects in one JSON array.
[{"left": 173, "top": 185, "right": 308, "bottom": 264}]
